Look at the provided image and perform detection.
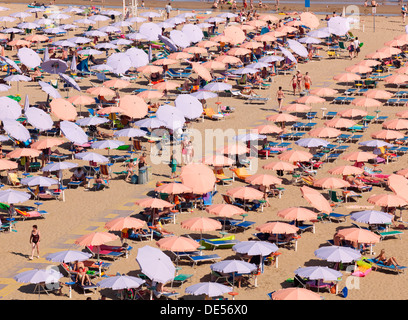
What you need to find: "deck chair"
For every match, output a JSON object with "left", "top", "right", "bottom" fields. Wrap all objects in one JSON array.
[
  {"left": 201, "top": 238, "right": 240, "bottom": 250},
  {"left": 99, "top": 164, "right": 112, "bottom": 180},
  {"left": 86, "top": 245, "right": 126, "bottom": 260},
  {"left": 70, "top": 274, "right": 98, "bottom": 295},
  {"left": 188, "top": 253, "right": 221, "bottom": 266},
  {"left": 171, "top": 273, "right": 193, "bottom": 287},
  {"left": 229, "top": 167, "right": 251, "bottom": 181},
  {"left": 228, "top": 220, "right": 256, "bottom": 232},
  {"left": 328, "top": 190, "right": 344, "bottom": 206},
  {"left": 27, "top": 186, "right": 59, "bottom": 200},
  {"left": 204, "top": 108, "right": 224, "bottom": 120},
  {"left": 366, "top": 259, "right": 406, "bottom": 275},
  {"left": 214, "top": 168, "right": 233, "bottom": 185},
  {"left": 320, "top": 212, "right": 349, "bottom": 223},
  {"left": 15, "top": 208, "right": 47, "bottom": 220},
  {"left": 133, "top": 139, "right": 146, "bottom": 153},
  {"left": 7, "top": 172, "right": 21, "bottom": 186}
]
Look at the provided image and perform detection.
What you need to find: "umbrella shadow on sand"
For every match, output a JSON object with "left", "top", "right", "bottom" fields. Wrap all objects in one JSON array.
[{"left": 303, "top": 258, "right": 327, "bottom": 267}]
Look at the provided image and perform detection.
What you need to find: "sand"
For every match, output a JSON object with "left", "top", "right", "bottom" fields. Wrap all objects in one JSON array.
[{"left": 0, "top": 2, "right": 407, "bottom": 301}]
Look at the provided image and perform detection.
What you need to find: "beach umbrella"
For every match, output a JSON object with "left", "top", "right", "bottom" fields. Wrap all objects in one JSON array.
[
  {"left": 287, "top": 39, "right": 308, "bottom": 57},
  {"left": 154, "top": 183, "right": 192, "bottom": 195},
  {"left": 296, "top": 138, "right": 329, "bottom": 148},
  {"left": 309, "top": 88, "right": 338, "bottom": 97},
  {"left": 118, "top": 95, "right": 148, "bottom": 119},
  {"left": 75, "top": 152, "right": 109, "bottom": 163},
  {"left": 388, "top": 174, "right": 408, "bottom": 202},
  {"left": 77, "top": 48, "right": 103, "bottom": 56},
  {"left": 169, "top": 30, "right": 191, "bottom": 48},
  {"left": 17, "top": 47, "right": 41, "bottom": 69},
  {"left": 114, "top": 128, "right": 146, "bottom": 138},
  {"left": 111, "top": 38, "right": 133, "bottom": 46},
  {"left": 278, "top": 150, "right": 313, "bottom": 162},
  {"left": 218, "top": 143, "right": 248, "bottom": 155},
  {"left": 136, "top": 245, "right": 175, "bottom": 284},
  {"left": 139, "top": 11, "right": 161, "bottom": 18},
  {"left": 190, "top": 91, "right": 218, "bottom": 100},
  {"left": 300, "top": 12, "right": 320, "bottom": 29},
  {"left": 84, "top": 30, "right": 108, "bottom": 37},
  {"left": 0, "top": 97, "right": 22, "bottom": 121},
  {"left": 231, "top": 67, "right": 258, "bottom": 75},
  {"left": 384, "top": 74, "right": 408, "bottom": 85},
  {"left": 41, "top": 59, "right": 67, "bottom": 74},
  {"left": 201, "top": 155, "right": 234, "bottom": 167},
  {"left": 127, "top": 32, "right": 147, "bottom": 41},
  {"left": 350, "top": 210, "right": 393, "bottom": 225},
  {"left": 342, "top": 151, "right": 377, "bottom": 162},
  {"left": 324, "top": 118, "right": 357, "bottom": 129},
  {"left": 367, "top": 194, "right": 408, "bottom": 207},
  {"left": 233, "top": 241, "right": 278, "bottom": 257},
  {"left": 233, "top": 133, "right": 267, "bottom": 142},
  {"left": 259, "top": 14, "right": 279, "bottom": 21},
  {"left": 20, "top": 176, "right": 59, "bottom": 187},
  {"left": 106, "top": 52, "right": 132, "bottom": 75},
  {"left": 345, "top": 64, "right": 372, "bottom": 74},
  {"left": 256, "top": 221, "right": 299, "bottom": 234},
  {"left": 126, "top": 16, "right": 146, "bottom": 23},
  {"left": 75, "top": 231, "right": 119, "bottom": 260},
  {"left": 97, "top": 275, "right": 145, "bottom": 293},
  {"left": 337, "top": 228, "right": 380, "bottom": 245},
  {"left": 103, "top": 79, "right": 131, "bottom": 89},
  {"left": 94, "top": 43, "right": 118, "bottom": 50},
  {"left": 181, "top": 217, "right": 222, "bottom": 237},
  {"left": 74, "top": 18, "right": 96, "bottom": 25},
  {"left": 14, "top": 268, "right": 63, "bottom": 298},
  {"left": 296, "top": 95, "right": 326, "bottom": 105},
  {"left": 206, "top": 204, "right": 245, "bottom": 218},
  {"left": 279, "top": 46, "right": 297, "bottom": 63},
  {"left": 0, "top": 159, "right": 17, "bottom": 171},
  {"left": 351, "top": 97, "right": 382, "bottom": 109},
  {"left": 197, "top": 40, "right": 219, "bottom": 48},
  {"left": 226, "top": 47, "right": 251, "bottom": 56},
  {"left": 313, "top": 177, "right": 350, "bottom": 189},
  {"left": 50, "top": 98, "right": 77, "bottom": 121},
  {"left": 245, "top": 174, "right": 282, "bottom": 187},
  {"left": 0, "top": 84, "right": 10, "bottom": 92},
  {"left": 156, "top": 236, "right": 200, "bottom": 253},
  {"left": 338, "top": 108, "right": 368, "bottom": 118},
  {"left": 86, "top": 86, "right": 115, "bottom": 97},
  {"left": 215, "top": 55, "right": 242, "bottom": 65},
  {"left": 53, "top": 40, "right": 76, "bottom": 47},
  {"left": 382, "top": 118, "right": 408, "bottom": 130},
  {"left": 60, "top": 120, "right": 88, "bottom": 145},
  {"left": 295, "top": 266, "right": 342, "bottom": 282},
  {"left": 277, "top": 207, "right": 317, "bottom": 221},
  {"left": 226, "top": 186, "right": 264, "bottom": 201},
  {"left": 254, "top": 33, "right": 277, "bottom": 42},
  {"left": 68, "top": 36, "right": 92, "bottom": 45},
  {"left": 190, "top": 62, "right": 213, "bottom": 82},
  {"left": 308, "top": 127, "right": 342, "bottom": 138},
  {"left": 254, "top": 124, "right": 283, "bottom": 135},
  {"left": 357, "top": 59, "right": 381, "bottom": 67},
  {"left": 31, "top": 138, "right": 64, "bottom": 150},
  {"left": 156, "top": 105, "right": 185, "bottom": 130},
  {"left": 266, "top": 113, "right": 298, "bottom": 123},
  {"left": 46, "top": 250, "right": 92, "bottom": 263},
  {"left": 202, "top": 60, "right": 226, "bottom": 70},
  {"left": 139, "top": 22, "right": 161, "bottom": 41},
  {"left": 262, "top": 161, "right": 297, "bottom": 172},
  {"left": 7, "top": 148, "right": 41, "bottom": 159},
  {"left": 135, "top": 198, "right": 174, "bottom": 210},
  {"left": 372, "top": 130, "right": 400, "bottom": 144},
  {"left": 2, "top": 27, "right": 23, "bottom": 34},
  {"left": 25, "top": 107, "right": 54, "bottom": 131},
  {"left": 315, "top": 245, "right": 361, "bottom": 263},
  {"left": 174, "top": 94, "right": 203, "bottom": 120},
  {"left": 38, "top": 81, "right": 61, "bottom": 99},
  {"left": 203, "top": 82, "right": 232, "bottom": 92},
  {"left": 4, "top": 74, "right": 31, "bottom": 90},
  {"left": 301, "top": 186, "right": 331, "bottom": 214},
  {"left": 271, "top": 288, "right": 322, "bottom": 300},
  {"left": 359, "top": 140, "right": 393, "bottom": 148},
  {"left": 327, "top": 16, "right": 350, "bottom": 36},
  {"left": 328, "top": 165, "right": 364, "bottom": 176},
  {"left": 3, "top": 119, "right": 30, "bottom": 141},
  {"left": 185, "top": 282, "right": 232, "bottom": 298},
  {"left": 42, "top": 162, "right": 78, "bottom": 172},
  {"left": 0, "top": 189, "right": 31, "bottom": 204},
  {"left": 377, "top": 46, "right": 401, "bottom": 55},
  {"left": 210, "top": 260, "right": 257, "bottom": 290},
  {"left": 91, "top": 140, "right": 125, "bottom": 155},
  {"left": 333, "top": 72, "right": 361, "bottom": 83},
  {"left": 180, "top": 163, "right": 216, "bottom": 194},
  {"left": 241, "top": 42, "right": 263, "bottom": 50},
  {"left": 0, "top": 56, "right": 22, "bottom": 73},
  {"left": 397, "top": 169, "right": 408, "bottom": 178},
  {"left": 105, "top": 216, "right": 145, "bottom": 231}
]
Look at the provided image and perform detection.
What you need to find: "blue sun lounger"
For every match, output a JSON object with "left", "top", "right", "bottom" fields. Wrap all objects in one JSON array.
[
  {"left": 188, "top": 254, "right": 221, "bottom": 266},
  {"left": 366, "top": 258, "right": 407, "bottom": 274},
  {"left": 202, "top": 239, "right": 240, "bottom": 250}
]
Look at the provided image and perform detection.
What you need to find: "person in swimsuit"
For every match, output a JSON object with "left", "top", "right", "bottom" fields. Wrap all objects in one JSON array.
[
  {"left": 296, "top": 71, "right": 303, "bottom": 92},
  {"left": 276, "top": 86, "right": 285, "bottom": 110},
  {"left": 402, "top": 4, "right": 407, "bottom": 23},
  {"left": 374, "top": 249, "right": 401, "bottom": 268},
  {"left": 303, "top": 72, "right": 312, "bottom": 91},
  {"left": 125, "top": 159, "right": 136, "bottom": 182},
  {"left": 289, "top": 75, "right": 297, "bottom": 95},
  {"left": 29, "top": 225, "right": 41, "bottom": 260}
]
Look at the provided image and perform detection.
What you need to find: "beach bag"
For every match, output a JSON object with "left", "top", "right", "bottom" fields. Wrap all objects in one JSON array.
[{"left": 131, "top": 174, "right": 138, "bottom": 184}]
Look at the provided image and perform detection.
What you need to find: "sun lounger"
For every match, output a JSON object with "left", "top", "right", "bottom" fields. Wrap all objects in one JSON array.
[
  {"left": 366, "top": 258, "right": 407, "bottom": 274},
  {"left": 201, "top": 239, "right": 240, "bottom": 250},
  {"left": 171, "top": 273, "right": 193, "bottom": 287},
  {"left": 229, "top": 220, "right": 256, "bottom": 232},
  {"left": 188, "top": 253, "right": 221, "bottom": 266},
  {"left": 67, "top": 181, "right": 83, "bottom": 189},
  {"left": 86, "top": 245, "right": 128, "bottom": 260},
  {"left": 69, "top": 274, "right": 98, "bottom": 295},
  {"left": 128, "top": 229, "right": 150, "bottom": 241},
  {"left": 377, "top": 230, "right": 404, "bottom": 241},
  {"left": 306, "top": 280, "right": 336, "bottom": 292},
  {"left": 319, "top": 212, "right": 348, "bottom": 223},
  {"left": 15, "top": 208, "right": 47, "bottom": 220}
]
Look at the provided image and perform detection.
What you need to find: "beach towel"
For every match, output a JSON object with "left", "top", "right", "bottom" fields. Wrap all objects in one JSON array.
[{"left": 77, "top": 58, "right": 89, "bottom": 73}]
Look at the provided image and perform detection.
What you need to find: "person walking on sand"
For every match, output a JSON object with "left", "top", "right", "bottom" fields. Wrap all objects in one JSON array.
[
  {"left": 353, "top": 37, "right": 361, "bottom": 57},
  {"left": 29, "top": 225, "right": 41, "bottom": 260},
  {"left": 304, "top": 72, "right": 312, "bottom": 92},
  {"left": 402, "top": 4, "right": 407, "bottom": 23},
  {"left": 296, "top": 70, "right": 303, "bottom": 93},
  {"left": 170, "top": 151, "right": 178, "bottom": 179},
  {"left": 289, "top": 75, "right": 297, "bottom": 95},
  {"left": 186, "top": 140, "right": 194, "bottom": 164},
  {"left": 276, "top": 86, "right": 285, "bottom": 110},
  {"left": 165, "top": 2, "right": 172, "bottom": 19}
]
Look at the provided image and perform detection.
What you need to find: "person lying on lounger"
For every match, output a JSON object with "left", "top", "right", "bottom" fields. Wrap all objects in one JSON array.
[
  {"left": 70, "top": 167, "right": 86, "bottom": 185},
  {"left": 374, "top": 249, "right": 402, "bottom": 268}
]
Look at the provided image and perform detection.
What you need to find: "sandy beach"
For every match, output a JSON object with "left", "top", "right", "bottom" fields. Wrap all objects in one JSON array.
[{"left": 0, "top": 1, "right": 407, "bottom": 302}]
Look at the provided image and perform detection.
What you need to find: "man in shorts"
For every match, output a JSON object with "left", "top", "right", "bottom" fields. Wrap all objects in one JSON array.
[{"left": 304, "top": 72, "right": 312, "bottom": 92}]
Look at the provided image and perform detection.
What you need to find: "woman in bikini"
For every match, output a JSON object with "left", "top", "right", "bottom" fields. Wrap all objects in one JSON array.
[
  {"left": 374, "top": 249, "right": 401, "bottom": 268},
  {"left": 276, "top": 86, "right": 285, "bottom": 111},
  {"left": 29, "top": 225, "right": 41, "bottom": 260}
]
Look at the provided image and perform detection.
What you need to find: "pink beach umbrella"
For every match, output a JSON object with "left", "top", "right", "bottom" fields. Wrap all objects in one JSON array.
[
  {"left": 278, "top": 150, "right": 313, "bottom": 162},
  {"left": 371, "top": 129, "right": 404, "bottom": 140},
  {"left": 156, "top": 236, "right": 200, "bottom": 252},
  {"left": 277, "top": 207, "right": 317, "bottom": 221},
  {"left": 324, "top": 118, "right": 357, "bottom": 129},
  {"left": 105, "top": 217, "right": 146, "bottom": 231},
  {"left": 300, "top": 186, "right": 332, "bottom": 214},
  {"left": 328, "top": 165, "right": 364, "bottom": 176},
  {"left": 338, "top": 108, "right": 367, "bottom": 118},
  {"left": 75, "top": 232, "right": 119, "bottom": 260},
  {"left": 308, "top": 127, "right": 342, "bottom": 138},
  {"left": 256, "top": 221, "right": 299, "bottom": 234},
  {"left": 342, "top": 151, "right": 377, "bottom": 162},
  {"left": 363, "top": 89, "right": 393, "bottom": 100},
  {"left": 367, "top": 194, "right": 408, "bottom": 208},
  {"left": 313, "top": 177, "right": 350, "bottom": 189},
  {"left": 271, "top": 288, "right": 322, "bottom": 300},
  {"left": 154, "top": 182, "right": 192, "bottom": 195},
  {"left": 382, "top": 118, "right": 408, "bottom": 130}
]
